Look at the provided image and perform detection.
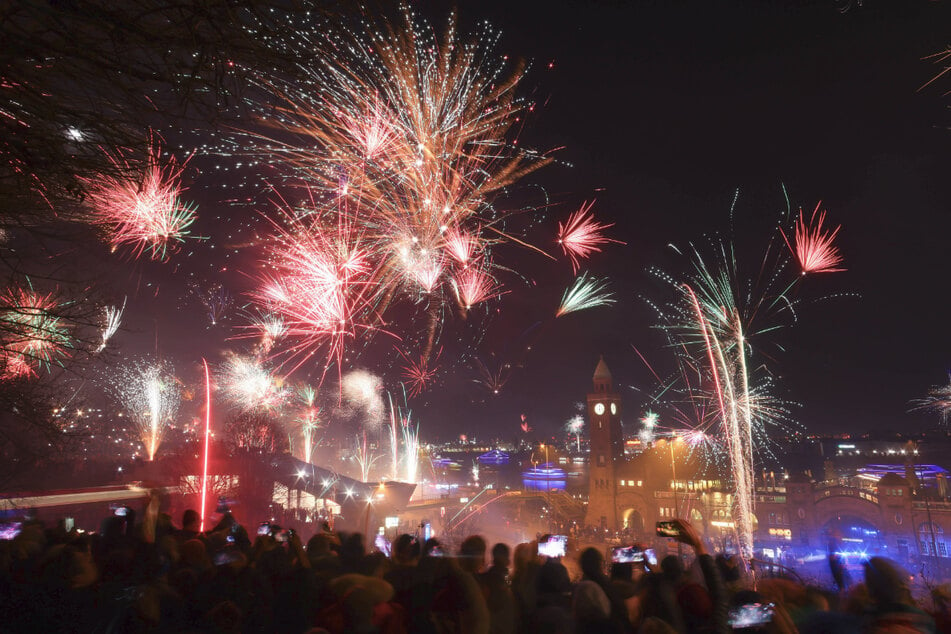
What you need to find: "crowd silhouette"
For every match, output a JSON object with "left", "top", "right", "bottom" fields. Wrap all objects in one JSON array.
[{"left": 0, "top": 494, "right": 945, "bottom": 633}]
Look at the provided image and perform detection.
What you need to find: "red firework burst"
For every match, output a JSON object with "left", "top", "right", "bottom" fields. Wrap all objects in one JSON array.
[
  {"left": 452, "top": 267, "right": 500, "bottom": 309},
  {"left": 782, "top": 202, "right": 845, "bottom": 275},
  {"left": 398, "top": 347, "right": 441, "bottom": 397},
  {"left": 81, "top": 136, "right": 196, "bottom": 261},
  {"left": 556, "top": 201, "right": 624, "bottom": 272}
]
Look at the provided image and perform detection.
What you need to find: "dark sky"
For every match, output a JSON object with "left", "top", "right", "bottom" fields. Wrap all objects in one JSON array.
[{"left": 114, "top": 0, "right": 951, "bottom": 441}]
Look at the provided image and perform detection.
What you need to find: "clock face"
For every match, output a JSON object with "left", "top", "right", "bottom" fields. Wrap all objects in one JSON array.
[
  {"left": 610, "top": 403, "right": 617, "bottom": 415},
  {"left": 594, "top": 403, "right": 605, "bottom": 416}
]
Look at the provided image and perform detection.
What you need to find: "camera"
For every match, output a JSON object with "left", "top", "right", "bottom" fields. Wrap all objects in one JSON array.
[{"left": 257, "top": 522, "right": 271, "bottom": 537}]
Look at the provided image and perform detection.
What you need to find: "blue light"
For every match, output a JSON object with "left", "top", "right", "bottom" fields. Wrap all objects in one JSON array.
[
  {"left": 522, "top": 462, "right": 566, "bottom": 491},
  {"left": 477, "top": 449, "right": 510, "bottom": 465}
]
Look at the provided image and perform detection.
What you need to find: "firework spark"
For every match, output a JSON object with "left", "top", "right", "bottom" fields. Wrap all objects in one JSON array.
[
  {"left": 81, "top": 136, "right": 197, "bottom": 261},
  {"left": 556, "top": 201, "right": 624, "bottom": 272},
  {"left": 782, "top": 203, "right": 845, "bottom": 275},
  {"left": 556, "top": 273, "right": 615, "bottom": 317}
]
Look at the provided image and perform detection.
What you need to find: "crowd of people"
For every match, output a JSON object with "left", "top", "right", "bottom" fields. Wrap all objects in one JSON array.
[{"left": 0, "top": 495, "right": 948, "bottom": 633}]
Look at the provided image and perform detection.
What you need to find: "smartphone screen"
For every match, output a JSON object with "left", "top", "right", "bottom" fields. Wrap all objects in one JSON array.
[
  {"left": 0, "top": 522, "right": 21, "bottom": 540},
  {"left": 655, "top": 521, "right": 679, "bottom": 538},
  {"left": 257, "top": 523, "right": 270, "bottom": 536},
  {"left": 611, "top": 546, "right": 644, "bottom": 563},
  {"left": 538, "top": 535, "right": 567, "bottom": 558},
  {"left": 728, "top": 603, "right": 775, "bottom": 629},
  {"left": 645, "top": 548, "right": 657, "bottom": 566}
]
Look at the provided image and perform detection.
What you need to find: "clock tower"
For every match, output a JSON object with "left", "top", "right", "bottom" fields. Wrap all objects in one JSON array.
[{"left": 585, "top": 356, "right": 623, "bottom": 529}]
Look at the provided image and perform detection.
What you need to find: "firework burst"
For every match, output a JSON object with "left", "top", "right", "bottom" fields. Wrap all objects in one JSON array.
[
  {"left": 0, "top": 284, "right": 71, "bottom": 379},
  {"left": 81, "top": 136, "right": 197, "bottom": 261},
  {"left": 781, "top": 202, "right": 844, "bottom": 275},
  {"left": 557, "top": 201, "right": 624, "bottom": 272},
  {"left": 399, "top": 347, "right": 441, "bottom": 397},
  {"left": 912, "top": 376, "right": 951, "bottom": 424},
  {"left": 233, "top": 6, "right": 557, "bottom": 377},
  {"left": 219, "top": 355, "right": 286, "bottom": 412},
  {"left": 556, "top": 273, "right": 615, "bottom": 317}
]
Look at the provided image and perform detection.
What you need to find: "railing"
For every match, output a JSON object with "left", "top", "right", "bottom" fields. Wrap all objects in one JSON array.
[{"left": 749, "top": 558, "right": 807, "bottom": 584}]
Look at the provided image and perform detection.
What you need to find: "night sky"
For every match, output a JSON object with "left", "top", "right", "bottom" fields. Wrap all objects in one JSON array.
[{"left": 106, "top": 1, "right": 951, "bottom": 441}]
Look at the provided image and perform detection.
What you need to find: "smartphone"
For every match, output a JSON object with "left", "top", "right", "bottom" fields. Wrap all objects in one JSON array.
[
  {"left": 0, "top": 522, "right": 21, "bottom": 540},
  {"left": 728, "top": 603, "right": 775, "bottom": 629},
  {"left": 612, "top": 546, "right": 644, "bottom": 563},
  {"left": 114, "top": 506, "right": 129, "bottom": 517},
  {"left": 257, "top": 523, "right": 271, "bottom": 537},
  {"left": 656, "top": 521, "right": 681, "bottom": 538},
  {"left": 645, "top": 548, "right": 657, "bottom": 566},
  {"left": 226, "top": 534, "right": 236, "bottom": 544},
  {"left": 64, "top": 517, "right": 74, "bottom": 532},
  {"left": 214, "top": 550, "right": 241, "bottom": 566},
  {"left": 538, "top": 535, "right": 567, "bottom": 558}
]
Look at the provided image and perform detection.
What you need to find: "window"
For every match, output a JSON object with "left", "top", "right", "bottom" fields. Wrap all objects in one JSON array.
[
  {"left": 619, "top": 480, "right": 625, "bottom": 487},
  {"left": 598, "top": 454, "right": 606, "bottom": 467}
]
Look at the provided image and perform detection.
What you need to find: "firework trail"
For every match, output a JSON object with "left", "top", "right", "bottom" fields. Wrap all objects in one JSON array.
[
  {"left": 81, "top": 135, "right": 197, "bottom": 261},
  {"left": 387, "top": 393, "right": 400, "bottom": 478},
  {"left": 919, "top": 46, "right": 951, "bottom": 96},
  {"left": 97, "top": 298, "right": 125, "bottom": 352},
  {"left": 557, "top": 201, "right": 624, "bottom": 272},
  {"left": 402, "top": 416, "right": 420, "bottom": 483},
  {"left": 556, "top": 273, "right": 615, "bottom": 317},
  {"left": 354, "top": 431, "right": 380, "bottom": 482},
  {"left": 234, "top": 6, "right": 558, "bottom": 377},
  {"left": 110, "top": 360, "right": 181, "bottom": 461},
  {"left": 781, "top": 202, "right": 844, "bottom": 275},
  {"left": 219, "top": 354, "right": 286, "bottom": 412},
  {"left": 0, "top": 284, "right": 72, "bottom": 379},
  {"left": 297, "top": 385, "right": 322, "bottom": 463}
]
